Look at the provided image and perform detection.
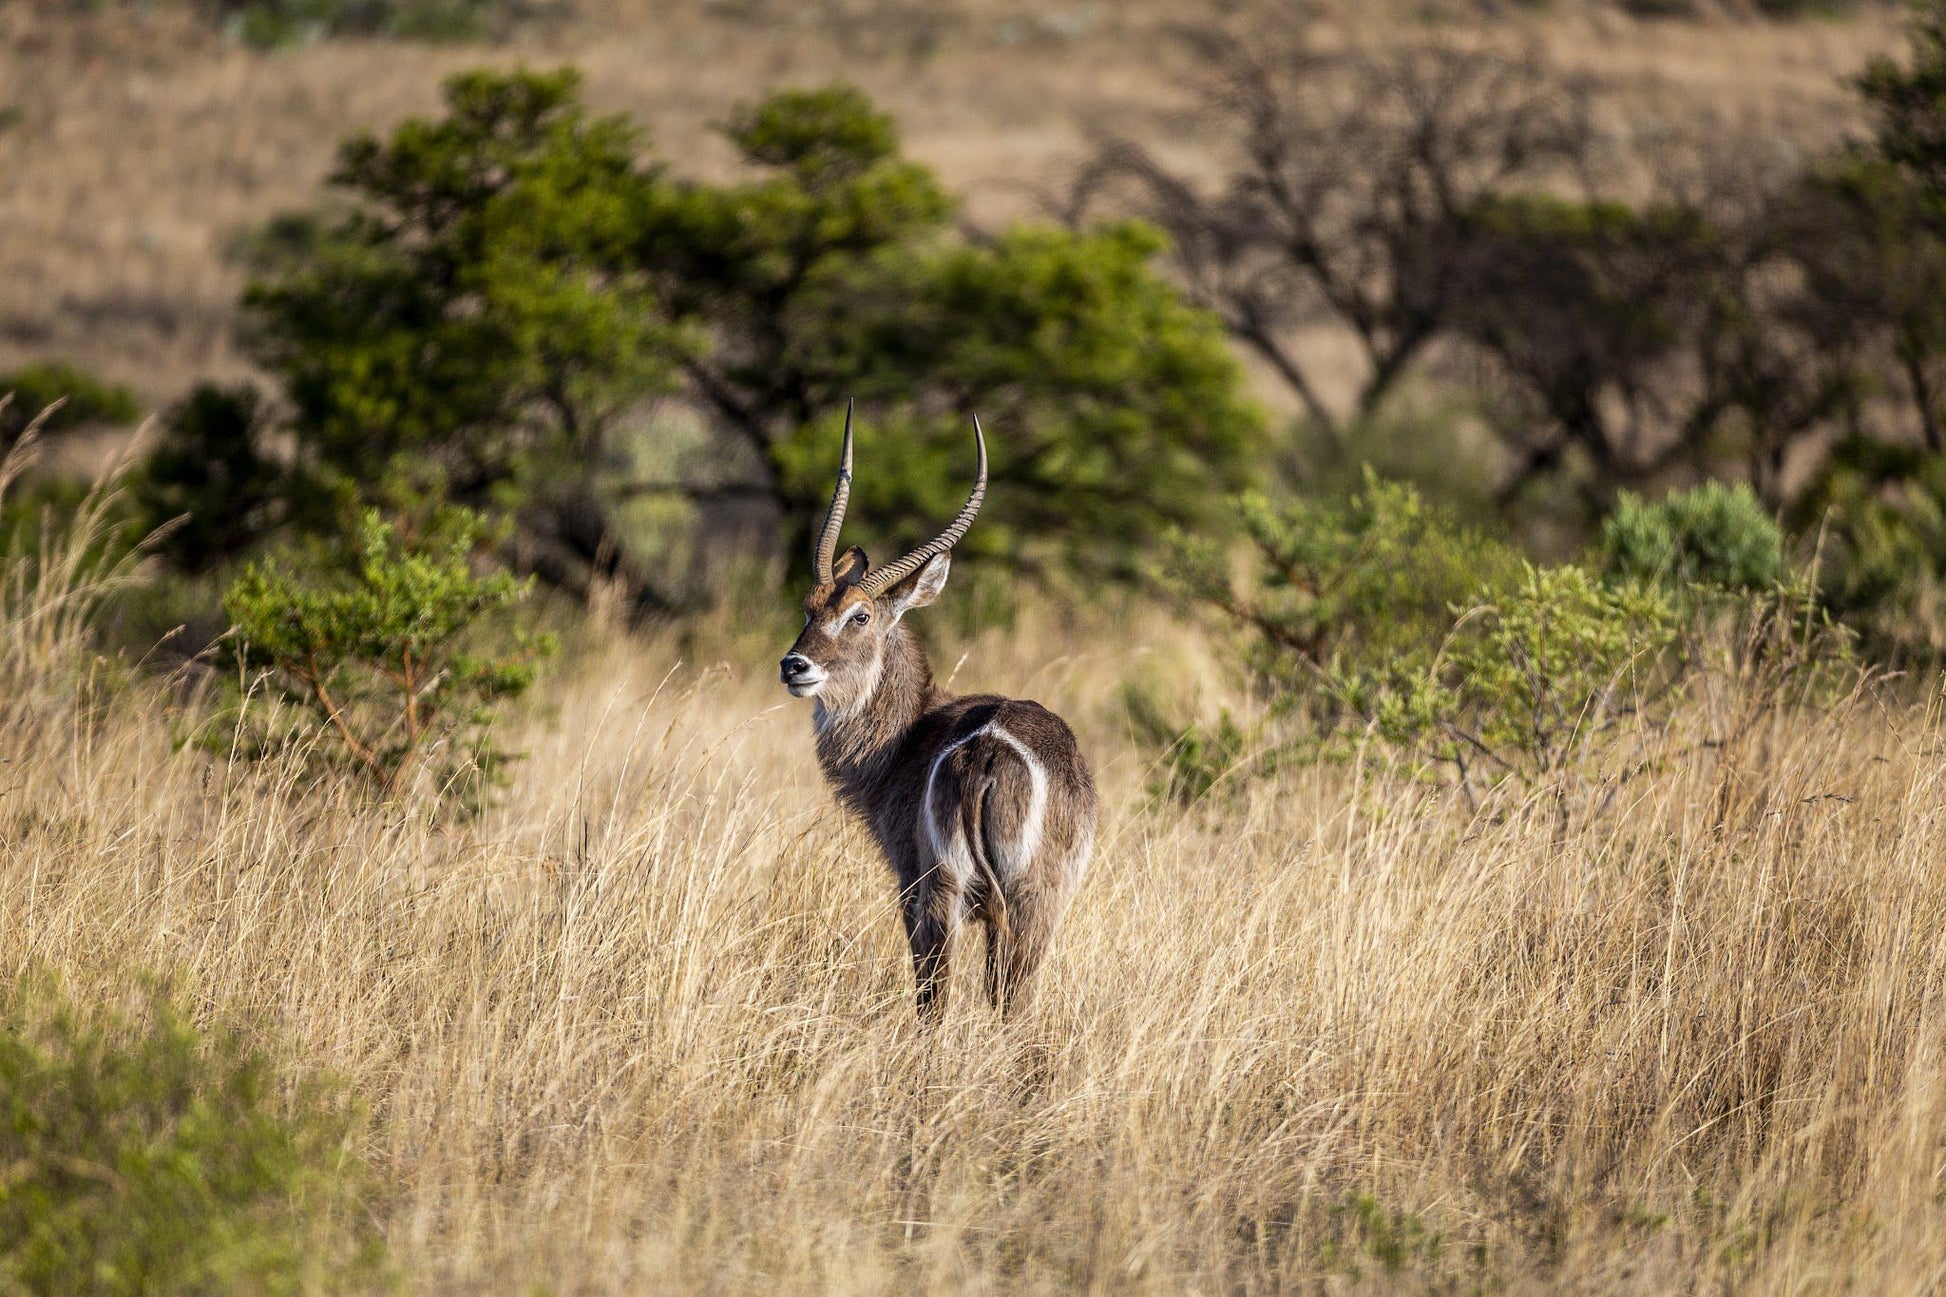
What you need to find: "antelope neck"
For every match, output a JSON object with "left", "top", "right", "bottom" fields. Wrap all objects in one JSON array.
[{"left": 813, "top": 626, "right": 942, "bottom": 811}]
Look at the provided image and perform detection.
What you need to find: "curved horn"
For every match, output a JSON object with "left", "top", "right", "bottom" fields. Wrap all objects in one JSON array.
[
  {"left": 861, "top": 415, "right": 987, "bottom": 597},
  {"left": 812, "top": 398, "right": 856, "bottom": 584}
]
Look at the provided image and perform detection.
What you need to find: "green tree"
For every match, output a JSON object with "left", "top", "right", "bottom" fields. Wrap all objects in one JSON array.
[
  {"left": 1447, "top": 195, "right": 1723, "bottom": 509},
  {"left": 244, "top": 68, "right": 690, "bottom": 612},
  {"left": 134, "top": 384, "right": 293, "bottom": 572},
  {"left": 1750, "top": 159, "right": 1946, "bottom": 469},
  {"left": 223, "top": 506, "right": 552, "bottom": 802},
  {"left": 243, "top": 72, "right": 1262, "bottom": 606},
  {"left": 642, "top": 82, "right": 1261, "bottom": 581},
  {"left": 763, "top": 221, "right": 1261, "bottom": 576}
]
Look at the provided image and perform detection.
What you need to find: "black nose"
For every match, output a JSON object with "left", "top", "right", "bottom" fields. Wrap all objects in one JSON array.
[{"left": 780, "top": 653, "right": 812, "bottom": 680}]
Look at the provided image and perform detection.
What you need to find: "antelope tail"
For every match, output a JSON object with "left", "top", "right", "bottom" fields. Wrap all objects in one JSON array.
[{"left": 961, "top": 776, "right": 1011, "bottom": 941}]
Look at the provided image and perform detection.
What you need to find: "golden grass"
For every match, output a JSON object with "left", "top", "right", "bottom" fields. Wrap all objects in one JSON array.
[{"left": 8, "top": 485, "right": 1946, "bottom": 1291}]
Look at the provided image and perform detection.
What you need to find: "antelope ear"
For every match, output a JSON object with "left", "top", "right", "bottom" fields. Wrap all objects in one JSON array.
[
  {"left": 885, "top": 551, "right": 950, "bottom": 623},
  {"left": 832, "top": 545, "right": 869, "bottom": 589}
]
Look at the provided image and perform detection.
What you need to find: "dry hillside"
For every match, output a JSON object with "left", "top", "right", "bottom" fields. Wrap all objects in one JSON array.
[{"left": 0, "top": 1, "right": 1901, "bottom": 410}]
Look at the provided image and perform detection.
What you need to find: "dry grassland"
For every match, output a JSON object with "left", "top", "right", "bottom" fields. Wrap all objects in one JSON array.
[
  {"left": 0, "top": 1, "right": 1902, "bottom": 411},
  {"left": 7, "top": 479, "right": 1946, "bottom": 1292}
]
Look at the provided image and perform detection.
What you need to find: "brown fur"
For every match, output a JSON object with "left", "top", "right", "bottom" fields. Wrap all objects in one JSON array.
[{"left": 782, "top": 550, "right": 1097, "bottom": 1019}]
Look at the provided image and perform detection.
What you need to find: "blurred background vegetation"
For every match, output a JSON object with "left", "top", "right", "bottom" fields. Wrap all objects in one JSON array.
[{"left": 6, "top": 0, "right": 1946, "bottom": 800}]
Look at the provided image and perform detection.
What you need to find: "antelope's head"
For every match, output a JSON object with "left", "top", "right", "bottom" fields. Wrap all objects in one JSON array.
[{"left": 779, "top": 400, "right": 986, "bottom": 710}]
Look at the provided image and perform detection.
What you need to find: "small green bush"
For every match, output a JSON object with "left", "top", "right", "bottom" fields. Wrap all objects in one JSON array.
[
  {"left": 134, "top": 383, "right": 291, "bottom": 572},
  {"left": 1334, "top": 564, "right": 1682, "bottom": 804},
  {"left": 1143, "top": 473, "right": 1523, "bottom": 803},
  {"left": 1168, "top": 471, "right": 1521, "bottom": 686},
  {"left": 0, "top": 973, "right": 387, "bottom": 1295},
  {"left": 0, "top": 361, "right": 140, "bottom": 449},
  {"left": 1793, "top": 441, "right": 1946, "bottom": 657},
  {"left": 1157, "top": 473, "right": 1846, "bottom": 812},
  {"left": 222, "top": 505, "right": 552, "bottom": 801},
  {"left": 1601, "top": 481, "right": 1787, "bottom": 594}
]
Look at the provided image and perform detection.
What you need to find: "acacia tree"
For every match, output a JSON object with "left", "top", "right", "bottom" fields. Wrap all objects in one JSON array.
[
  {"left": 1075, "top": 25, "right": 1595, "bottom": 438},
  {"left": 1445, "top": 181, "right": 1878, "bottom": 514},
  {"left": 1443, "top": 194, "right": 1724, "bottom": 508},
  {"left": 242, "top": 69, "right": 688, "bottom": 610},
  {"left": 640, "top": 84, "right": 1262, "bottom": 580},
  {"left": 235, "top": 71, "right": 1262, "bottom": 609},
  {"left": 1073, "top": 22, "right": 1873, "bottom": 516}
]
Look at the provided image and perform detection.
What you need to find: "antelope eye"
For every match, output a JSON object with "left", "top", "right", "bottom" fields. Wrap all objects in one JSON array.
[{"left": 849, "top": 608, "right": 871, "bottom": 626}]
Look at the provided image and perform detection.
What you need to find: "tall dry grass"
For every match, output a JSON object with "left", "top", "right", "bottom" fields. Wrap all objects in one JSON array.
[{"left": 4, "top": 478, "right": 1946, "bottom": 1291}]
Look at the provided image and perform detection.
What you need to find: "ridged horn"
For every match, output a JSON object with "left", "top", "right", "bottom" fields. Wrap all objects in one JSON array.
[
  {"left": 812, "top": 399, "right": 855, "bottom": 584},
  {"left": 861, "top": 415, "right": 987, "bottom": 597}
]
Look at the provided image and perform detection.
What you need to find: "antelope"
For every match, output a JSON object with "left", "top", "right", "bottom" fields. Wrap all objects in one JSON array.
[{"left": 779, "top": 403, "right": 1098, "bottom": 1019}]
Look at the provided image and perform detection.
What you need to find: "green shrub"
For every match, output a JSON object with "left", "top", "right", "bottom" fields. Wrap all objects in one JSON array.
[
  {"left": 1793, "top": 440, "right": 1946, "bottom": 657},
  {"left": 1601, "top": 481, "right": 1787, "bottom": 594},
  {"left": 0, "top": 973, "right": 387, "bottom": 1295},
  {"left": 1334, "top": 564, "right": 1682, "bottom": 805},
  {"left": 134, "top": 384, "right": 292, "bottom": 572},
  {"left": 0, "top": 361, "right": 140, "bottom": 449},
  {"left": 1142, "top": 473, "right": 1523, "bottom": 803},
  {"left": 1168, "top": 471, "right": 1521, "bottom": 687},
  {"left": 222, "top": 505, "right": 552, "bottom": 802}
]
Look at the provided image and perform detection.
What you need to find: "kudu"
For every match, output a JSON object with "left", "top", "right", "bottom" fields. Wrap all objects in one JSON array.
[{"left": 779, "top": 403, "right": 1098, "bottom": 1019}]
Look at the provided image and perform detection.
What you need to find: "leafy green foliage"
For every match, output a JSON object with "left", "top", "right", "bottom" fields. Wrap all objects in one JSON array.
[
  {"left": 1143, "top": 474, "right": 1524, "bottom": 804},
  {"left": 134, "top": 384, "right": 293, "bottom": 572},
  {"left": 1176, "top": 471, "right": 1845, "bottom": 812},
  {"left": 1168, "top": 472, "right": 1520, "bottom": 685},
  {"left": 0, "top": 361, "right": 140, "bottom": 450},
  {"left": 1334, "top": 565, "right": 1681, "bottom": 799},
  {"left": 0, "top": 973, "right": 387, "bottom": 1295},
  {"left": 765, "top": 220, "right": 1261, "bottom": 575},
  {"left": 1793, "top": 440, "right": 1946, "bottom": 657},
  {"left": 1601, "top": 481, "right": 1787, "bottom": 594},
  {"left": 244, "top": 70, "right": 1261, "bottom": 604},
  {"left": 246, "top": 68, "right": 684, "bottom": 506},
  {"left": 1857, "top": 0, "right": 1946, "bottom": 224},
  {"left": 643, "top": 81, "right": 1262, "bottom": 580},
  {"left": 223, "top": 506, "right": 552, "bottom": 801}
]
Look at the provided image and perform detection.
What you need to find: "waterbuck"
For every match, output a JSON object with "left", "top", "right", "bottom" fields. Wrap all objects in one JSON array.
[{"left": 779, "top": 404, "right": 1098, "bottom": 1019}]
